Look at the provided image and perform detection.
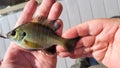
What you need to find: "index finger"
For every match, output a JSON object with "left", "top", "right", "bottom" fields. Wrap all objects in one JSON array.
[
  {"left": 16, "top": 0, "right": 37, "bottom": 27},
  {"left": 35, "top": 0, "right": 55, "bottom": 17}
]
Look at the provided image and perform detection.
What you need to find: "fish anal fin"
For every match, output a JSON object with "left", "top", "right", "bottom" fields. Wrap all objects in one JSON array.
[{"left": 43, "top": 45, "right": 57, "bottom": 55}]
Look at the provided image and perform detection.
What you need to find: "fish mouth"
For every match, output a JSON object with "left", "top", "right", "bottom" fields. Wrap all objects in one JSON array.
[
  {"left": 6, "top": 32, "right": 12, "bottom": 38},
  {"left": 6, "top": 31, "right": 15, "bottom": 40}
]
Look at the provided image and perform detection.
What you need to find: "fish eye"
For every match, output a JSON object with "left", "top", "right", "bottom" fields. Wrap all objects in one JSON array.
[{"left": 11, "top": 30, "right": 16, "bottom": 36}]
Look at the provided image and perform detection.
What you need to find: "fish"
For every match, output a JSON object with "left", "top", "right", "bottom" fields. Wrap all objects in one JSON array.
[{"left": 0, "top": 16, "right": 80, "bottom": 54}]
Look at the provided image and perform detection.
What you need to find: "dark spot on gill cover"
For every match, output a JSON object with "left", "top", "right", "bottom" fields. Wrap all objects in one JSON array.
[{"left": 22, "top": 32, "right": 26, "bottom": 37}]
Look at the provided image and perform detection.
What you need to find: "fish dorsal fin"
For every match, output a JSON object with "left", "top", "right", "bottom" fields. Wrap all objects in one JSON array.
[
  {"left": 31, "top": 16, "right": 60, "bottom": 31},
  {"left": 31, "top": 16, "right": 47, "bottom": 24}
]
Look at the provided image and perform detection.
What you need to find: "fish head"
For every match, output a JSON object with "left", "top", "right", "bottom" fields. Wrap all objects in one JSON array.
[{"left": 7, "top": 28, "right": 26, "bottom": 43}]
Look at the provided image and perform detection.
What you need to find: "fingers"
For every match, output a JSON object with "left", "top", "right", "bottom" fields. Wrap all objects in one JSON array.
[
  {"left": 35, "top": 0, "right": 62, "bottom": 19},
  {"left": 76, "top": 36, "right": 95, "bottom": 48},
  {"left": 16, "top": 0, "right": 63, "bottom": 27},
  {"left": 55, "top": 19, "right": 63, "bottom": 36},
  {"left": 35, "top": 0, "right": 55, "bottom": 17},
  {"left": 62, "top": 19, "right": 104, "bottom": 39},
  {"left": 48, "top": 2, "right": 63, "bottom": 20},
  {"left": 62, "top": 23, "right": 90, "bottom": 39},
  {"left": 3, "top": 42, "right": 22, "bottom": 61},
  {"left": 48, "top": 2, "right": 63, "bottom": 36},
  {"left": 35, "top": 0, "right": 63, "bottom": 35},
  {"left": 16, "top": 0, "right": 37, "bottom": 27},
  {"left": 58, "top": 46, "right": 92, "bottom": 58},
  {"left": 59, "top": 24, "right": 96, "bottom": 57},
  {"left": 59, "top": 20, "right": 103, "bottom": 58},
  {"left": 62, "top": 27, "right": 79, "bottom": 38},
  {"left": 70, "top": 47, "right": 92, "bottom": 58}
]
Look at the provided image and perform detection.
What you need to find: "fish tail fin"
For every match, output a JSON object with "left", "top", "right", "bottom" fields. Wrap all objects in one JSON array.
[{"left": 64, "top": 37, "right": 80, "bottom": 53}]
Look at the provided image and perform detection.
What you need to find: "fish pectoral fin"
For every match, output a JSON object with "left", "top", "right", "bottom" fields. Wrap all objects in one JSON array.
[
  {"left": 23, "top": 39, "right": 41, "bottom": 49},
  {"left": 43, "top": 45, "right": 57, "bottom": 55}
]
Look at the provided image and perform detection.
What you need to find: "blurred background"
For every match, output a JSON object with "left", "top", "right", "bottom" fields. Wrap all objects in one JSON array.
[
  {"left": 0, "top": 0, "right": 28, "bottom": 9},
  {"left": 0, "top": 0, "right": 120, "bottom": 68}
]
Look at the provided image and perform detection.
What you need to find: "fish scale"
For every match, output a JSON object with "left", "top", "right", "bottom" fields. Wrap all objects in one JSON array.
[
  {"left": 0, "top": 17, "right": 80, "bottom": 54},
  {"left": 21, "top": 22, "right": 61, "bottom": 49}
]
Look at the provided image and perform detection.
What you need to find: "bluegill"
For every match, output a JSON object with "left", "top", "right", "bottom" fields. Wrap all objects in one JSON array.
[{"left": 1, "top": 16, "right": 80, "bottom": 54}]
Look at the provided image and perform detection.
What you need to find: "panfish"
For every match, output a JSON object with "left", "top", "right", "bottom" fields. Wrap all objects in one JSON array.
[{"left": 0, "top": 16, "right": 80, "bottom": 54}]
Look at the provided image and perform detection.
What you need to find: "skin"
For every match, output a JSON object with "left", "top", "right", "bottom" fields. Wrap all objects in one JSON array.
[
  {"left": 0, "top": 0, "right": 63, "bottom": 68},
  {"left": 1, "top": 0, "right": 120, "bottom": 68},
  {"left": 57, "top": 18, "right": 120, "bottom": 68}
]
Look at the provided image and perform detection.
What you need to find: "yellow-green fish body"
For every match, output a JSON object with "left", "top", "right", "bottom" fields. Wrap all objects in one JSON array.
[{"left": 7, "top": 17, "right": 79, "bottom": 53}]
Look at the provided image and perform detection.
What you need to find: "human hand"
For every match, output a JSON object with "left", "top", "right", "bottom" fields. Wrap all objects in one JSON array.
[
  {"left": 1, "top": 0, "right": 63, "bottom": 68},
  {"left": 57, "top": 18, "right": 120, "bottom": 68}
]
